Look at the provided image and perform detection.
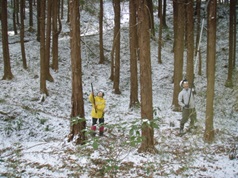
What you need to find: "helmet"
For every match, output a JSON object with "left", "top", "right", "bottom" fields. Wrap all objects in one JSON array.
[{"left": 180, "top": 79, "right": 188, "bottom": 88}]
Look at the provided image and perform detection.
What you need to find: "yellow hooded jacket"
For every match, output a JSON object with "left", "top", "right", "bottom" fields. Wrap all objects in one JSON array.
[{"left": 89, "top": 93, "right": 106, "bottom": 119}]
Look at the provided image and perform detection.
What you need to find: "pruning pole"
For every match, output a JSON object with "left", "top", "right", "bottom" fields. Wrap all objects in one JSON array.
[
  {"left": 91, "top": 83, "right": 97, "bottom": 113},
  {"left": 188, "top": 12, "right": 206, "bottom": 106},
  {"left": 194, "top": 0, "right": 210, "bottom": 76},
  {"left": 194, "top": 18, "right": 205, "bottom": 75}
]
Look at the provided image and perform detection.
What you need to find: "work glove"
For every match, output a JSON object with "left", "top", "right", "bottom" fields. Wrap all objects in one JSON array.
[{"left": 192, "top": 88, "right": 196, "bottom": 95}]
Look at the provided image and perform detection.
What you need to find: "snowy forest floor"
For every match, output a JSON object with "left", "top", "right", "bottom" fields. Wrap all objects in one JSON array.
[{"left": 0, "top": 1, "right": 238, "bottom": 178}]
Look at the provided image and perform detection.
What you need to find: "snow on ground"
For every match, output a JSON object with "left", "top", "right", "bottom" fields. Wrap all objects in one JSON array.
[{"left": 0, "top": 1, "right": 238, "bottom": 178}]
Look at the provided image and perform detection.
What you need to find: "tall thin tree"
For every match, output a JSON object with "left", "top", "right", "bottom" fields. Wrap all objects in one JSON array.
[
  {"left": 13, "top": 0, "right": 18, "bottom": 35},
  {"left": 51, "top": 0, "right": 62, "bottom": 71},
  {"left": 37, "top": 0, "right": 40, "bottom": 41},
  {"left": 68, "top": 0, "right": 86, "bottom": 145},
  {"left": 61, "top": 0, "right": 64, "bottom": 19},
  {"left": 147, "top": 0, "right": 155, "bottom": 37},
  {"left": 112, "top": 0, "right": 121, "bottom": 94},
  {"left": 137, "top": 0, "right": 156, "bottom": 153},
  {"left": 162, "top": 0, "right": 167, "bottom": 27},
  {"left": 172, "top": 0, "right": 179, "bottom": 52},
  {"left": 185, "top": 0, "right": 194, "bottom": 84},
  {"left": 225, "top": 0, "right": 236, "bottom": 87},
  {"left": 129, "top": 0, "right": 139, "bottom": 108},
  {"left": 15, "top": 0, "right": 20, "bottom": 25},
  {"left": 99, "top": 0, "right": 104, "bottom": 64},
  {"left": 172, "top": 0, "right": 185, "bottom": 111},
  {"left": 158, "top": 0, "right": 167, "bottom": 28},
  {"left": 233, "top": 1, "right": 236, "bottom": 68},
  {"left": 204, "top": 0, "right": 217, "bottom": 143},
  {"left": 45, "top": 0, "right": 54, "bottom": 82},
  {"left": 1, "top": 0, "right": 14, "bottom": 80},
  {"left": 195, "top": 0, "right": 202, "bottom": 76},
  {"left": 67, "top": 0, "right": 70, "bottom": 23},
  {"left": 40, "top": 0, "right": 48, "bottom": 96},
  {"left": 29, "top": 0, "right": 33, "bottom": 28},
  {"left": 20, "top": 0, "right": 27, "bottom": 69},
  {"left": 158, "top": 0, "right": 163, "bottom": 64}
]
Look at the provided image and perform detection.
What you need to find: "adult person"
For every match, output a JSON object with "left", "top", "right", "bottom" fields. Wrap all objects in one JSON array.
[
  {"left": 178, "top": 79, "right": 197, "bottom": 134},
  {"left": 89, "top": 90, "right": 106, "bottom": 136}
]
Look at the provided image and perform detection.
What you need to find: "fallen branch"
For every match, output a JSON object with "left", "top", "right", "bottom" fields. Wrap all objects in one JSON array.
[
  {"left": 0, "top": 111, "right": 9, "bottom": 115},
  {"left": 0, "top": 109, "right": 17, "bottom": 120},
  {"left": 8, "top": 40, "right": 30, "bottom": 44}
]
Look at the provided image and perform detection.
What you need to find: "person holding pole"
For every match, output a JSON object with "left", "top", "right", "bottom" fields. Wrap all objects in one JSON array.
[
  {"left": 89, "top": 84, "right": 106, "bottom": 136},
  {"left": 178, "top": 79, "right": 197, "bottom": 134}
]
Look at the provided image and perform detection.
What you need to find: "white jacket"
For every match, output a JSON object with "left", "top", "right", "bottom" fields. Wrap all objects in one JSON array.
[{"left": 178, "top": 88, "right": 195, "bottom": 108}]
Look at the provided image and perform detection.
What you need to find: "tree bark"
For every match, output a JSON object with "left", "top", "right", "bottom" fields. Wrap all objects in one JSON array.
[
  {"left": 158, "top": 0, "right": 163, "bottom": 64},
  {"left": 68, "top": 0, "right": 86, "bottom": 145},
  {"left": 20, "top": 0, "right": 27, "bottom": 69},
  {"left": 162, "top": 0, "right": 167, "bottom": 27},
  {"left": 112, "top": 0, "right": 121, "bottom": 94},
  {"left": 129, "top": 0, "right": 139, "bottom": 108},
  {"left": 15, "top": 0, "right": 20, "bottom": 25},
  {"left": 233, "top": 2, "right": 236, "bottom": 68},
  {"left": 61, "top": 0, "right": 64, "bottom": 19},
  {"left": 172, "top": 0, "right": 178, "bottom": 53},
  {"left": 1, "top": 0, "right": 14, "bottom": 80},
  {"left": 195, "top": 0, "right": 202, "bottom": 76},
  {"left": 137, "top": 0, "right": 156, "bottom": 154},
  {"left": 147, "top": 0, "right": 155, "bottom": 37},
  {"left": 204, "top": 0, "right": 217, "bottom": 143},
  {"left": 225, "top": 0, "right": 236, "bottom": 87},
  {"left": 158, "top": 0, "right": 167, "bottom": 28},
  {"left": 29, "top": 0, "right": 33, "bottom": 27},
  {"left": 99, "top": 0, "right": 105, "bottom": 64},
  {"left": 52, "top": 0, "right": 61, "bottom": 71},
  {"left": 67, "top": 0, "right": 70, "bottom": 23},
  {"left": 40, "top": 0, "right": 49, "bottom": 95},
  {"left": 172, "top": 0, "right": 185, "bottom": 111},
  {"left": 45, "top": 0, "right": 54, "bottom": 82},
  {"left": 13, "top": 0, "right": 18, "bottom": 35},
  {"left": 186, "top": 0, "right": 194, "bottom": 84},
  {"left": 37, "top": 0, "right": 40, "bottom": 42}
]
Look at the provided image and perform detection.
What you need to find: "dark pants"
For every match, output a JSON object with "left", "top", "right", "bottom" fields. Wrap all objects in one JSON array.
[
  {"left": 180, "top": 108, "right": 197, "bottom": 130},
  {"left": 91, "top": 118, "right": 104, "bottom": 133}
]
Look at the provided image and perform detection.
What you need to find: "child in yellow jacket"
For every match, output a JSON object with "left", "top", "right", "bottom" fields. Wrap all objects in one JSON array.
[{"left": 89, "top": 91, "right": 106, "bottom": 136}]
